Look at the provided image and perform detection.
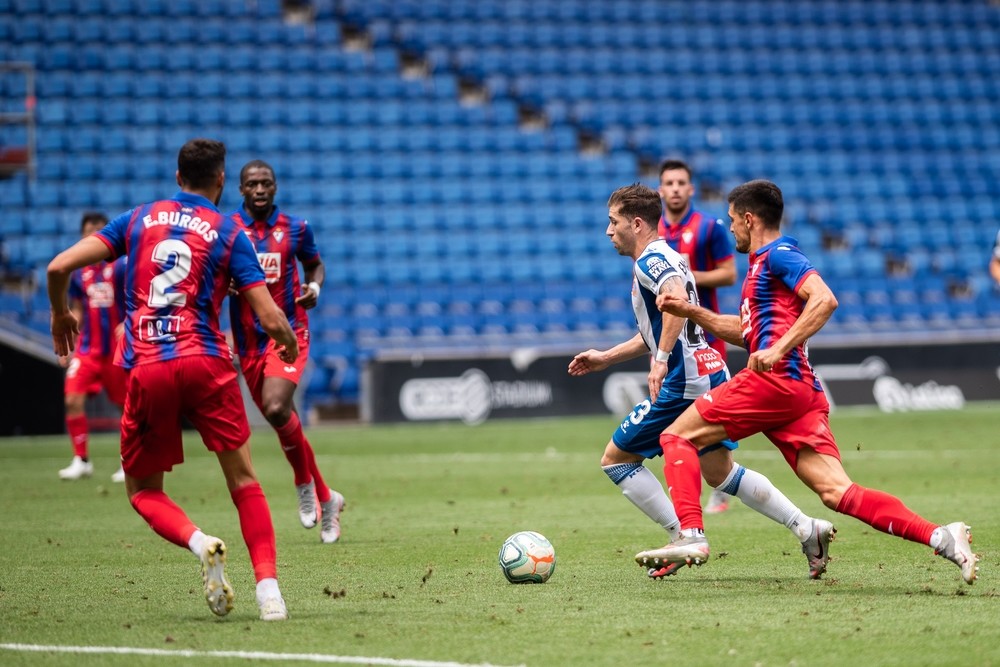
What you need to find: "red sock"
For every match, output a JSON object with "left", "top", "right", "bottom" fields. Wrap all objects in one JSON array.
[
  {"left": 305, "top": 441, "right": 332, "bottom": 504},
  {"left": 66, "top": 414, "right": 89, "bottom": 459},
  {"left": 275, "top": 412, "right": 311, "bottom": 486},
  {"left": 130, "top": 489, "right": 198, "bottom": 548},
  {"left": 660, "top": 433, "right": 704, "bottom": 531},
  {"left": 836, "top": 483, "right": 937, "bottom": 545},
  {"left": 231, "top": 482, "right": 277, "bottom": 582}
]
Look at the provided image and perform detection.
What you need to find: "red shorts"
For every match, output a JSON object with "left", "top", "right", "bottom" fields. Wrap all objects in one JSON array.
[
  {"left": 65, "top": 352, "right": 127, "bottom": 406},
  {"left": 239, "top": 330, "right": 310, "bottom": 407},
  {"left": 120, "top": 355, "right": 251, "bottom": 478},
  {"left": 694, "top": 368, "right": 840, "bottom": 470}
]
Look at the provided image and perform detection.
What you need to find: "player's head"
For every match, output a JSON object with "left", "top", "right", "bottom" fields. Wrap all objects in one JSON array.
[
  {"left": 79, "top": 211, "right": 108, "bottom": 238},
  {"left": 176, "top": 138, "right": 227, "bottom": 205},
  {"left": 239, "top": 160, "right": 278, "bottom": 221},
  {"left": 607, "top": 183, "right": 662, "bottom": 258},
  {"left": 727, "top": 179, "right": 784, "bottom": 253},
  {"left": 657, "top": 159, "right": 694, "bottom": 219}
]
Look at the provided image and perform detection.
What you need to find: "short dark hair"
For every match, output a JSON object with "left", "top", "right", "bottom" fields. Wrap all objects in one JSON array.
[
  {"left": 240, "top": 159, "right": 276, "bottom": 185},
  {"left": 658, "top": 159, "right": 692, "bottom": 180},
  {"left": 177, "top": 138, "right": 226, "bottom": 190},
  {"left": 728, "top": 179, "right": 784, "bottom": 229},
  {"left": 608, "top": 183, "right": 662, "bottom": 230},
  {"left": 79, "top": 211, "right": 108, "bottom": 234}
]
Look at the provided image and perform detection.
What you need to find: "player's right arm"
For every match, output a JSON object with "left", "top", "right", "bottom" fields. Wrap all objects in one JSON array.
[
  {"left": 990, "top": 231, "right": 1000, "bottom": 285},
  {"left": 47, "top": 236, "right": 114, "bottom": 357},
  {"left": 656, "top": 291, "right": 744, "bottom": 347},
  {"left": 242, "top": 285, "right": 298, "bottom": 363},
  {"left": 568, "top": 333, "right": 647, "bottom": 376}
]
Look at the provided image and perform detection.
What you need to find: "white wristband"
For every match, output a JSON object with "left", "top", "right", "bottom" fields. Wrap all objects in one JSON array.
[
  {"left": 307, "top": 281, "right": 321, "bottom": 300},
  {"left": 654, "top": 349, "right": 670, "bottom": 363}
]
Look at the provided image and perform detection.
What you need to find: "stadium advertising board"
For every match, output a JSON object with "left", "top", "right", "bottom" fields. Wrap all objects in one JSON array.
[{"left": 363, "top": 341, "right": 1000, "bottom": 423}]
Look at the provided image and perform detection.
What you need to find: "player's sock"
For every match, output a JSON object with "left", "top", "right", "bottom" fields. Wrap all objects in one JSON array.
[
  {"left": 836, "top": 483, "right": 936, "bottom": 545},
  {"left": 603, "top": 462, "right": 680, "bottom": 539},
  {"left": 187, "top": 529, "right": 207, "bottom": 556},
  {"left": 231, "top": 481, "right": 278, "bottom": 581},
  {"left": 304, "top": 440, "right": 332, "bottom": 504},
  {"left": 659, "top": 433, "right": 704, "bottom": 531},
  {"left": 720, "top": 464, "right": 813, "bottom": 540},
  {"left": 66, "top": 414, "right": 89, "bottom": 459},
  {"left": 275, "top": 413, "right": 311, "bottom": 486},
  {"left": 256, "top": 577, "right": 281, "bottom": 606},
  {"left": 130, "top": 489, "right": 198, "bottom": 548}
]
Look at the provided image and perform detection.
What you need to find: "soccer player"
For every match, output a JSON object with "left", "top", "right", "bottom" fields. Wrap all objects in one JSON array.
[
  {"left": 569, "top": 183, "right": 834, "bottom": 580},
  {"left": 636, "top": 179, "right": 979, "bottom": 585},
  {"left": 47, "top": 138, "right": 300, "bottom": 620},
  {"left": 58, "top": 212, "right": 129, "bottom": 482},
  {"left": 228, "top": 160, "right": 344, "bottom": 544},
  {"left": 657, "top": 159, "right": 737, "bottom": 514}
]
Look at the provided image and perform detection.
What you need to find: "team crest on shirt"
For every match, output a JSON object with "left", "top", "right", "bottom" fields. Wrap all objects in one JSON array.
[
  {"left": 682, "top": 231, "right": 693, "bottom": 244},
  {"left": 272, "top": 227, "right": 284, "bottom": 243}
]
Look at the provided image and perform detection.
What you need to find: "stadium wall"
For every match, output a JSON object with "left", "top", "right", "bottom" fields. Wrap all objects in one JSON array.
[{"left": 362, "top": 340, "right": 1000, "bottom": 424}]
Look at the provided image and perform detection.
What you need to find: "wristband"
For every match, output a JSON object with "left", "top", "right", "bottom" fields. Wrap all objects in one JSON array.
[
  {"left": 654, "top": 349, "right": 670, "bottom": 363},
  {"left": 307, "top": 281, "right": 321, "bottom": 300}
]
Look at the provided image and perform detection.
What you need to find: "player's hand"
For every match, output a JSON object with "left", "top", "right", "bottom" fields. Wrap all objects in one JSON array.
[
  {"left": 276, "top": 340, "right": 299, "bottom": 364},
  {"left": 50, "top": 310, "right": 80, "bottom": 358},
  {"left": 747, "top": 347, "right": 782, "bottom": 373},
  {"left": 656, "top": 292, "right": 690, "bottom": 316},
  {"left": 295, "top": 283, "right": 319, "bottom": 309},
  {"left": 227, "top": 279, "right": 239, "bottom": 297},
  {"left": 647, "top": 359, "right": 667, "bottom": 403},
  {"left": 568, "top": 350, "right": 608, "bottom": 376}
]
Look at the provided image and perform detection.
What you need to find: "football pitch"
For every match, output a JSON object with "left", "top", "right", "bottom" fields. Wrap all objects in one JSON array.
[{"left": 1, "top": 405, "right": 997, "bottom": 667}]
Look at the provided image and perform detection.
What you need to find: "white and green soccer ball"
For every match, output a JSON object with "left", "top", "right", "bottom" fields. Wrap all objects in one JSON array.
[{"left": 498, "top": 531, "right": 556, "bottom": 584}]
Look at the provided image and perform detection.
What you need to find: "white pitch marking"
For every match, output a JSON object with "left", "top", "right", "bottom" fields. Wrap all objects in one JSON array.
[{"left": 0, "top": 644, "right": 525, "bottom": 667}]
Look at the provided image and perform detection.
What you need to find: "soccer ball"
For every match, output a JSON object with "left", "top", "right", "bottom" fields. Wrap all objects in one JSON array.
[{"left": 498, "top": 531, "right": 556, "bottom": 584}]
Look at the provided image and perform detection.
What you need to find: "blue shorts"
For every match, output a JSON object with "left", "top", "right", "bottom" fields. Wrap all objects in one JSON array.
[{"left": 611, "top": 393, "right": 738, "bottom": 459}]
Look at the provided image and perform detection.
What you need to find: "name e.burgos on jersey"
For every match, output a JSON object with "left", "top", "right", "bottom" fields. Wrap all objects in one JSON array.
[{"left": 143, "top": 210, "right": 220, "bottom": 243}]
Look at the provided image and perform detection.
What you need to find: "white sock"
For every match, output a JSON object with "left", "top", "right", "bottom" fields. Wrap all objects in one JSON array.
[
  {"left": 719, "top": 465, "right": 814, "bottom": 542},
  {"left": 603, "top": 463, "right": 680, "bottom": 540},
  {"left": 929, "top": 527, "right": 945, "bottom": 549},
  {"left": 256, "top": 577, "right": 281, "bottom": 605},
  {"left": 187, "top": 530, "right": 206, "bottom": 557}
]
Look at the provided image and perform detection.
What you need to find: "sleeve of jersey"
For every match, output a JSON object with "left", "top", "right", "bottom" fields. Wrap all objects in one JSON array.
[
  {"left": 296, "top": 219, "right": 321, "bottom": 266},
  {"left": 637, "top": 253, "right": 680, "bottom": 294},
  {"left": 94, "top": 209, "right": 134, "bottom": 258},
  {"left": 770, "top": 244, "right": 817, "bottom": 293},
  {"left": 230, "top": 229, "right": 267, "bottom": 291},
  {"left": 994, "top": 229, "right": 1000, "bottom": 259},
  {"left": 708, "top": 218, "right": 734, "bottom": 261}
]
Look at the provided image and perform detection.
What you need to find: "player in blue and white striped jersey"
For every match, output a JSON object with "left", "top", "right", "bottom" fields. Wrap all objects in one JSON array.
[{"left": 569, "top": 183, "right": 831, "bottom": 579}]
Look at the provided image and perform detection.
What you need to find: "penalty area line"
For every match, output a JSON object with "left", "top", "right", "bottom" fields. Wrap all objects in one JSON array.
[{"left": 0, "top": 643, "right": 526, "bottom": 667}]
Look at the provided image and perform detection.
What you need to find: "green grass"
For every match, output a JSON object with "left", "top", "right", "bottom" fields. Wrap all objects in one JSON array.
[{"left": 1, "top": 405, "right": 997, "bottom": 667}]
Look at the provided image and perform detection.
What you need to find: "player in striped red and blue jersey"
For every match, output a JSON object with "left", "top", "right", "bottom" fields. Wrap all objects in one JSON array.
[
  {"left": 228, "top": 160, "right": 344, "bottom": 545},
  {"left": 569, "top": 184, "right": 829, "bottom": 580},
  {"left": 657, "top": 159, "right": 737, "bottom": 514},
  {"left": 47, "top": 139, "right": 300, "bottom": 620},
  {"left": 637, "top": 179, "right": 979, "bottom": 585},
  {"left": 58, "top": 212, "right": 129, "bottom": 482}
]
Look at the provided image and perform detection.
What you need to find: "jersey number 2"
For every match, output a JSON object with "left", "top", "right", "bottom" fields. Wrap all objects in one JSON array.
[{"left": 148, "top": 239, "right": 193, "bottom": 307}]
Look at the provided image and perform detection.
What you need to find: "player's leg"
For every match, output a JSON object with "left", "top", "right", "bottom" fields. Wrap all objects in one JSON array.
[
  {"left": 189, "top": 355, "right": 288, "bottom": 618},
  {"left": 121, "top": 361, "right": 234, "bottom": 617},
  {"left": 60, "top": 355, "right": 96, "bottom": 479},
  {"left": 103, "top": 357, "right": 128, "bottom": 483},
  {"left": 702, "top": 339, "right": 732, "bottom": 514},
  {"left": 701, "top": 447, "right": 836, "bottom": 579},
  {"left": 795, "top": 448, "right": 978, "bottom": 584}
]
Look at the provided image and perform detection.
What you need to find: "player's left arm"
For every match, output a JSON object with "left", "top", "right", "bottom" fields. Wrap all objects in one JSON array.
[
  {"left": 47, "top": 236, "right": 114, "bottom": 357},
  {"left": 296, "top": 259, "right": 325, "bottom": 309},
  {"left": 294, "top": 221, "right": 324, "bottom": 309},
  {"left": 990, "top": 238, "right": 1000, "bottom": 286},
  {"left": 647, "top": 275, "right": 686, "bottom": 400},
  {"left": 747, "top": 273, "right": 838, "bottom": 372}
]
